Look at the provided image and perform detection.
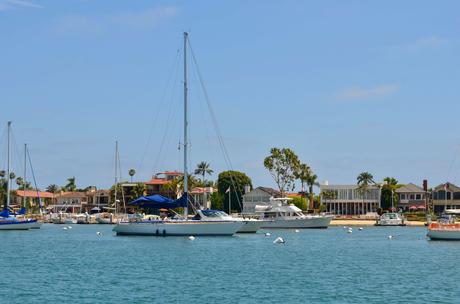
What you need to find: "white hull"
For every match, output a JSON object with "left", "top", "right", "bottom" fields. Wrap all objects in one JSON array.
[
  {"left": 30, "top": 221, "right": 43, "bottom": 229},
  {"left": 237, "top": 220, "right": 265, "bottom": 233},
  {"left": 0, "top": 220, "right": 37, "bottom": 230},
  {"left": 261, "top": 215, "right": 333, "bottom": 229},
  {"left": 427, "top": 229, "right": 460, "bottom": 240},
  {"left": 113, "top": 221, "right": 244, "bottom": 236},
  {"left": 96, "top": 218, "right": 113, "bottom": 224},
  {"left": 375, "top": 220, "right": 406, "bottom": 226}
]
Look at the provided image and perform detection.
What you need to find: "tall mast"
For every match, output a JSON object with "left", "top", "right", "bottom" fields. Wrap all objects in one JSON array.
[
  {"left": 114, "top": 140, "right": 118, "bottom": 214},
  {"left": 23, "top": 143, "right": 27, "bottom": 208},
  {"left": 183, "top": 32, "right": 189, "bottom": 219},
  {"left": 6, "top": 121, "right": 11, "bottom": 210}
]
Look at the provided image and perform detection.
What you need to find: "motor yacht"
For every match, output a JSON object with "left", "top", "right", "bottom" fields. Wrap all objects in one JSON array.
[
  {"left": 255, "top": 198, "right": 333, "bottom": 229},
  {"left": 375, "top": 212, "right": 406, "bottom": 226}
]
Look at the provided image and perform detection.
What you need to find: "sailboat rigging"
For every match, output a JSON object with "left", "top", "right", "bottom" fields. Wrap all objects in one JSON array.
[{"left": 113, "top": 33, "right": 244, "bottom": 236}]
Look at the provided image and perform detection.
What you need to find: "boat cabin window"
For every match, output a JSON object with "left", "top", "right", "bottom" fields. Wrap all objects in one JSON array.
[{"left": 201, "top": 210, "right": 228, "bottom": 217}]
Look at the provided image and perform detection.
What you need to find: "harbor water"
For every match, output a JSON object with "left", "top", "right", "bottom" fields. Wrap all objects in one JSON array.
[{"left": 1, "top": 224, "right": 459, "bottom": 303}]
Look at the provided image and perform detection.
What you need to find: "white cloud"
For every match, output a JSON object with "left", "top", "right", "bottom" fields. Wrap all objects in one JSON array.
[
  {"left": 0, "top": 0, "right": 43, "bottom": 10},
  {"left": 6, "top": 0, "right": 43, "bottom": 8},
  {"left": 336, "top": 84, "right": 400, "bottom": 101},
  {"left": 55, "top": 6, "right": 178, "bottom": 34}
]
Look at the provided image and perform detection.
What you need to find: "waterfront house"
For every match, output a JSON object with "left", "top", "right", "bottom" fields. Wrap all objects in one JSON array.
[
  {"left": 50, "top": 192, "right": 88, "bottom": 213},
  {"left": 242, "top": 187, "right": 282, "bottom": 214},
  {"left": 395, "top": 183, "right": 426, "bottom": 211},
  {"left": 190, "top": 187, "right": 215, "bottom": 210},
  {"left": 320, "top": 184, "right": 381, "bottom": 215},
  {"left": 145, "top": 171, "right": 183, "bottom": 198},
  {"left": 431, "top": 182, "right": 460, "bottom": 213},
  {"left": 13, "top": 190, "right": 56, "bottom": 209},
  {"left": 86, "top": 189, "right": 111, "bottom": 211}
]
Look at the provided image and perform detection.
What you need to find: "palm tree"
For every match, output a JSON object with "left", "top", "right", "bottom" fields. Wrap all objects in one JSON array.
[
  {"left": 194, "top": 162, "right": 213, "bottom": 184},
  {"left": 357, "top": 172, "right": 375, "bottom": 210},
  {"left": 133, "top": 182, "right": 146, "bottom": 198},
  {"left": 306, "top": 173, "right": 319, "bottom": 209},
  {"left": 295, "top": 163, "right": 311, "bottom": 192},
  {"left": 128, "top": 169, "right": 136, "bottom": 182},
  {"left": 16, "top": 177, "right": 23, "bottom": 187},
  {"left": 0, "top": 170, "right": 5, "bottom": 178},
  {"left": 9, "top": 172, "right": 15, "bottom": 181},
  {"left": 64, "top": 177, "right": 77, "bottom": 192},
  {"left": 46, "top": 184, "right": 60, "bottom": 193}
]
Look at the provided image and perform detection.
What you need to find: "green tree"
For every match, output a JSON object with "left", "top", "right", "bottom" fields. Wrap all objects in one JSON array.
[
  {"left": 357, "top": 172, "right": 375, "bottom": 207},
  {"left": 306, "top": 173, "right": 319, "bottom": 209},
  {"left": 133, "top": 182, "right": 146, "bottom": 198},
  {"left": 162, "top": 175, "right": 200, "bottom": 197},
  {"left": 217, "top": 170, "right": 252, "bottom": 213},
  {"left": 64, "top": 177, "right": 77, "bottom": 192},
  {"left": 194, "top": 161, "right": 213, "bottom": 184},
  {"left": 290, "top": 196, "right": 308, "bottom": 210},
  {"left": 264, "top": 147, "right": 300, "bottom": 195},
  {"left": 128, "top": 169, "right": 136, "bottom": 182},
  {"left": 381, "top": 177, "right": 399, "bottom": 210},
  {"left": 46, "top": 184, "right": 60, "bottom": 193},
  {"left": 210, "top": 192, "right": 224, "bottom": 210}
]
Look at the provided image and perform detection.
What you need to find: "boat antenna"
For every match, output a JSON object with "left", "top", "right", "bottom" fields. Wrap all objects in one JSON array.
[
  {"left": 183, "top": 32, "right": 189, "bottom": 219},
  {"left": 5, "top": 121, "right": 11, "bottom": 211}
]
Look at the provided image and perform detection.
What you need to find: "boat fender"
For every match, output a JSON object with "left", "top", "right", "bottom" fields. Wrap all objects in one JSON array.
[
  {"left": 162, "top": 229, "right": 166, "bottom": 237},
  {"left": 96, "top": 232, "right": 102, "bottom": 236},
  {"left": 264, "top": 232, "right": 271, "bottom": 237}
]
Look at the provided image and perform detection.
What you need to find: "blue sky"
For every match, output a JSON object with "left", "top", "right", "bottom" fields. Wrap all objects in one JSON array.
[{"left": 0, "top": 0, "right": 459, "bottom": 191}]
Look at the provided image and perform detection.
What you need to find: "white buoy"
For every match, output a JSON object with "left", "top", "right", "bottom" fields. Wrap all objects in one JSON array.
[
  {"left": 388, "top": 235, "right": 393, "bottom": 239},
  {"left": 96, "top": 232, "right": 102, "bottom": 236},
  {"left": 343, "top": 226, "right": 347, "bottom": 229},
  {"left": 347, "top": 228, "right": 353, "bottom": 234},
  {"left": 294, "top": 229, "right": 300, "bottom": 233},
  {"left": 359, "top": 227, "right": 363, "bottom": 231},
  {"left": 62, "top": 227, "right": 68, "bottom": 230},
  {"left": 188, "top": 236, "right": 195, "bottom": 241},
  {"left": 273, "top": 237, "right": 285, "bottom": 244},
  {"left": 68, "top": 226, "right": 72, "bottom": 229},
  {"left": 264, "top": 232, "right": 271, "bottom": 237}
]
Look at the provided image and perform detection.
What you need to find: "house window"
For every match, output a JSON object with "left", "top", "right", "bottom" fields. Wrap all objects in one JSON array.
[
  {"left": 416, "top": 194, "right": 421, "bottom": 200},
  {"left": 400, "top": 194, "right": 406, "bottom": 200},
  {"left": 410, "top": 194, "right": 415, "bottom": 200}
]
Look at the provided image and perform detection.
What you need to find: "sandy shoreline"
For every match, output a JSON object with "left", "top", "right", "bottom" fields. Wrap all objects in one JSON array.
[{"left": 330, "top": 219, "right": 426, "bottom": 227}]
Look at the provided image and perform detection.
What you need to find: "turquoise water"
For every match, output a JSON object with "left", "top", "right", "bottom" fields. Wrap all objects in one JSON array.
[{"left": 0, "top": 224, "right": 459, "bottom": 303}]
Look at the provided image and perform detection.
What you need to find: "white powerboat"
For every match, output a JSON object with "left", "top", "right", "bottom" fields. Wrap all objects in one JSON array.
[
  {"left": 255, "top": 198, "right": 333, "bottom": 229},
  {"left": 427, "top": 212, "right": 460, "bottom": 240},
  {"left": 193, "top": 210, "right": 264, "bottom": 233},
  {"left": 52, "top": 212, "right": 77, "bottom": 224},
  {"left": 375, "top": 213, "right": 406, "bottom": 226},
  {"left": 113, "top": 33, "right": 245, "bottom": 237}
]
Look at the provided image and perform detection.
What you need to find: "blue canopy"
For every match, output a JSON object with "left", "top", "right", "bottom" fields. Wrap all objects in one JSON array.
[
  {"left": 0, "top": 209, "right": 10, "bottom": 218},
  {"left": 129, "top": 194, "right": 188, "bottom": 209}
]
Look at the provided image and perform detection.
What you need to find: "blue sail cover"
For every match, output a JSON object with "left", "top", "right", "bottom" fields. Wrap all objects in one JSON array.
[
  {"left": 129, "top": 194, "right": 187, "bottom": 209},
  {"left": 0, "top": 209, "right": 10, "bottom": 218}
]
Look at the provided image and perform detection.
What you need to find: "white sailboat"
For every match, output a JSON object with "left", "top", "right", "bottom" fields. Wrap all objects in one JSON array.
[
  {"left": 21, "top": 143, "right": 43, "bottom": 229},
  {"left": 0, "top": 122, "right": 37, "bottom": 230},
  {"left": 113, "top": 33, "right": 244, "bottom": 236}
]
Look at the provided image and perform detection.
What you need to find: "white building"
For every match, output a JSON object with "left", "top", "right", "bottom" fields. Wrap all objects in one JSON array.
[{"left": 320, "top": 184, "right": 381, "bottom": 215}]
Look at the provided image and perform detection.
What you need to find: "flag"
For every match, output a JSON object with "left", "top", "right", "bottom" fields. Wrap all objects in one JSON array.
[{"left": 225, "top": 187, "right": 231, "bottom": 193}]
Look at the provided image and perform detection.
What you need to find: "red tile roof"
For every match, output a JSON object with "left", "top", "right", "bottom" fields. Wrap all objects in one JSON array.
[
  {"left": 145, "top": 178, "right": 169, "bottom": 185},
  {"left": 16, "top": 190, "right": 55, "bottom": 199}
]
